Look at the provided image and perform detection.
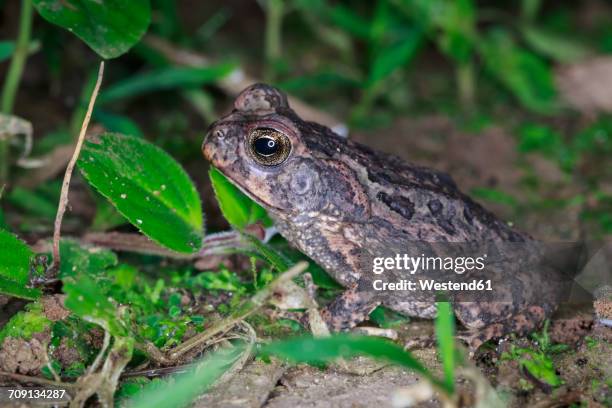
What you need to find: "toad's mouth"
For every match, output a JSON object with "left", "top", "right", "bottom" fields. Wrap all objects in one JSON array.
[{"left": 211, "top": 166, "right": 284, "bottom": 214}]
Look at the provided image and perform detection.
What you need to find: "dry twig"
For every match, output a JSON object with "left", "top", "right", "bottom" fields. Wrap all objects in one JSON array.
[{"left": 50, "top": 62, "right": 104, "bottom": 274}]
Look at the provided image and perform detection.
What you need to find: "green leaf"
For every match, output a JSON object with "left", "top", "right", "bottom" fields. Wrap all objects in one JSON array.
[
  {"left": 517, "top": 123, "right": 575, "bottom": 171},
  {"left": 0, "top": 229, "right": 40, "bottom": 300},
  {"left": 209, "top": 168, "right": 272, "bottom": 230},
  {"left": 55, "top": 239, "right": 118, "bottom": 279},
  {"left": 259, "top": 334, "right": 443, "bottom": 389},
  {"left": 0, "top": 277, "right": 41, "bottom": 301},
  {"left": 518, "top": 124, "right": 563, "bottom": 153},
  {"left": 368, "top": 29, "right": 423, "bottom": 86},
  {"left": 90, "top": 192, "right": 128, "bottom": 231},
  {"left": 325, "top": 4, "right": 372, "bottom": 40},
  {"left": 435, "top": 302, "right": 456, "bottom": 393},
  {"left": 479, "top": 29, "right": 557, "bottom": 114},
  {"left": 194, "top": 269, "right": 244, "bottom": 292},
  {"left": 78, "top": 133, "right": 203, "bottom": 253},
  {"left": 400, "top": 0, "right": 476, "bottom": 62},
  {"left": 98, "top": 64, "right": 235, "bottom": 104},
  {"left": 32, "top": 0, "right": 151, "bottom": 59},
  {"left": 242, "top": 234, "right": 293, "bottom": 273},
  {"left": 521, "top": 26, "right": 590, "bottom": 63},
  {"left": 573, "top": 117, "right": 612, "bottom": 154},
  {"left": 94, "top": 110, "right": 144, "bottom": 138},
  {"left": 369, "top": 305, "right": 409, "bottom": 328},
  {"left": 7, "top": 186, "right": 58, "bottom": 219},
  {"left": 0, "top": 302, "right": 50, "bottom": 344},
  {"left": 63, "top": 274, "right": 125, "bottom": 336},
  {"left": 504, "top": 346, "right": 562, "bottom": 388},
  {"left": 127, "top": 345, "right": 245, "bottom": 408}
]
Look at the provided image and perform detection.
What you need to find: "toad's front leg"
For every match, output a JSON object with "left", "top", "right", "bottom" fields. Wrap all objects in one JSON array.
[{"left": 319, "top": 283, "right": 381, "bottom": 331}]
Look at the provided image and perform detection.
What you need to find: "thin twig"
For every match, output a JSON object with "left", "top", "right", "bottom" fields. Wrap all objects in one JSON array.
[
  {"left": 50, "top": 62, "right": 104, "bottom": 274},
  {"left": 0, "top": 371, "right": 76, "bottom": 388}
]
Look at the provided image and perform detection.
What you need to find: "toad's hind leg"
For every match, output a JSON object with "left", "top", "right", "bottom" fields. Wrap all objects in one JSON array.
[
  {"left": 455, "top": 302, "right": 556, "bottom": 351},
  {"left": 320, "top": 283, "right": 381, "bottom": 331}
]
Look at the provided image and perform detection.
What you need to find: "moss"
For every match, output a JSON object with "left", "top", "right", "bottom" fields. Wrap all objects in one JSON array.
[{"left": 0, "top": 302, "right": 51, "bottom": 344}]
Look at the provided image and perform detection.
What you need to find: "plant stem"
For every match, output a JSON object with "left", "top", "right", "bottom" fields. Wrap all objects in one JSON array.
[
  {"left": 264, "top": 0, "right": 283, "bottom": 82},
  {"left": 0, "top": 0, "right": 33, "bottom": 186},
  {"left": 456, "top": 60, "right": 475, "bottom": 109}
]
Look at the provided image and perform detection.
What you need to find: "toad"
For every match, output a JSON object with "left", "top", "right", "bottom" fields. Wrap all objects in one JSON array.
[{"left": 202, "top": 84, "right": 567, "bottom": 350}]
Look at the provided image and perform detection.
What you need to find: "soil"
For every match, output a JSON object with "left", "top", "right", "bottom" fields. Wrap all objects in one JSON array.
[{"left": 0, "top": 330, "right": 51, "bottom": 376}]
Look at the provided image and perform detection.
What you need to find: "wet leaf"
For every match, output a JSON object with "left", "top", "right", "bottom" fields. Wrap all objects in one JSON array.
[
  {"left": 209, "top": 168, "right": 271, "bottom": 230},
  {"left": 78, "top": 133, "right": 203, "bottom": 253},
  {"left": 32, "top": 0, "right": 151, "bottom": 59},
  {"left": 0, "top": 229, "right": 40, "bottom": 300}
]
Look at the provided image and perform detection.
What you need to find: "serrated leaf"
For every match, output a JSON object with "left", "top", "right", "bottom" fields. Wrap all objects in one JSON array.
[
  {"left": 209, "top": 168, "right": 271, "bottom": 230},
  {"left": 32, "top": 0, "right": 151, "bottom": 59},
  {"left": 0, "top": 229, "right": 40, "bottom": 300},
  {"left": 78, "top": 133, "right": 203, "bottom": 253}
]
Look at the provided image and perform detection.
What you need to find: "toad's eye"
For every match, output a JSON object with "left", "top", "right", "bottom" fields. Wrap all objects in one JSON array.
[{"left": 247, "top": 128, "right": 291, "bottom": 166}]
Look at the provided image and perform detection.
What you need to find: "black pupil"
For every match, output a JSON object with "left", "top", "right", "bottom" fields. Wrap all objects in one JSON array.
[{"left": 253, "top": 136, "right": 278, "bottom": 156}]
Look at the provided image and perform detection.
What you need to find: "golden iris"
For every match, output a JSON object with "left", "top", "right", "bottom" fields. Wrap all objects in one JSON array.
[{"left": 247, "top": 128, "right": 291, "bottom": 166}]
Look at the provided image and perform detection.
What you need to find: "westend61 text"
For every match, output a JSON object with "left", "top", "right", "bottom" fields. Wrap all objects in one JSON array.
[{"left": 373, "top": 279, "right": 493, "bottom": 291}]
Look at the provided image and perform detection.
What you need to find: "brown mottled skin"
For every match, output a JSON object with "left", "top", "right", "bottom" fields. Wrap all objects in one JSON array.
[{"left": 202, "top": 84, "right": 558, "bottom": 350}]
